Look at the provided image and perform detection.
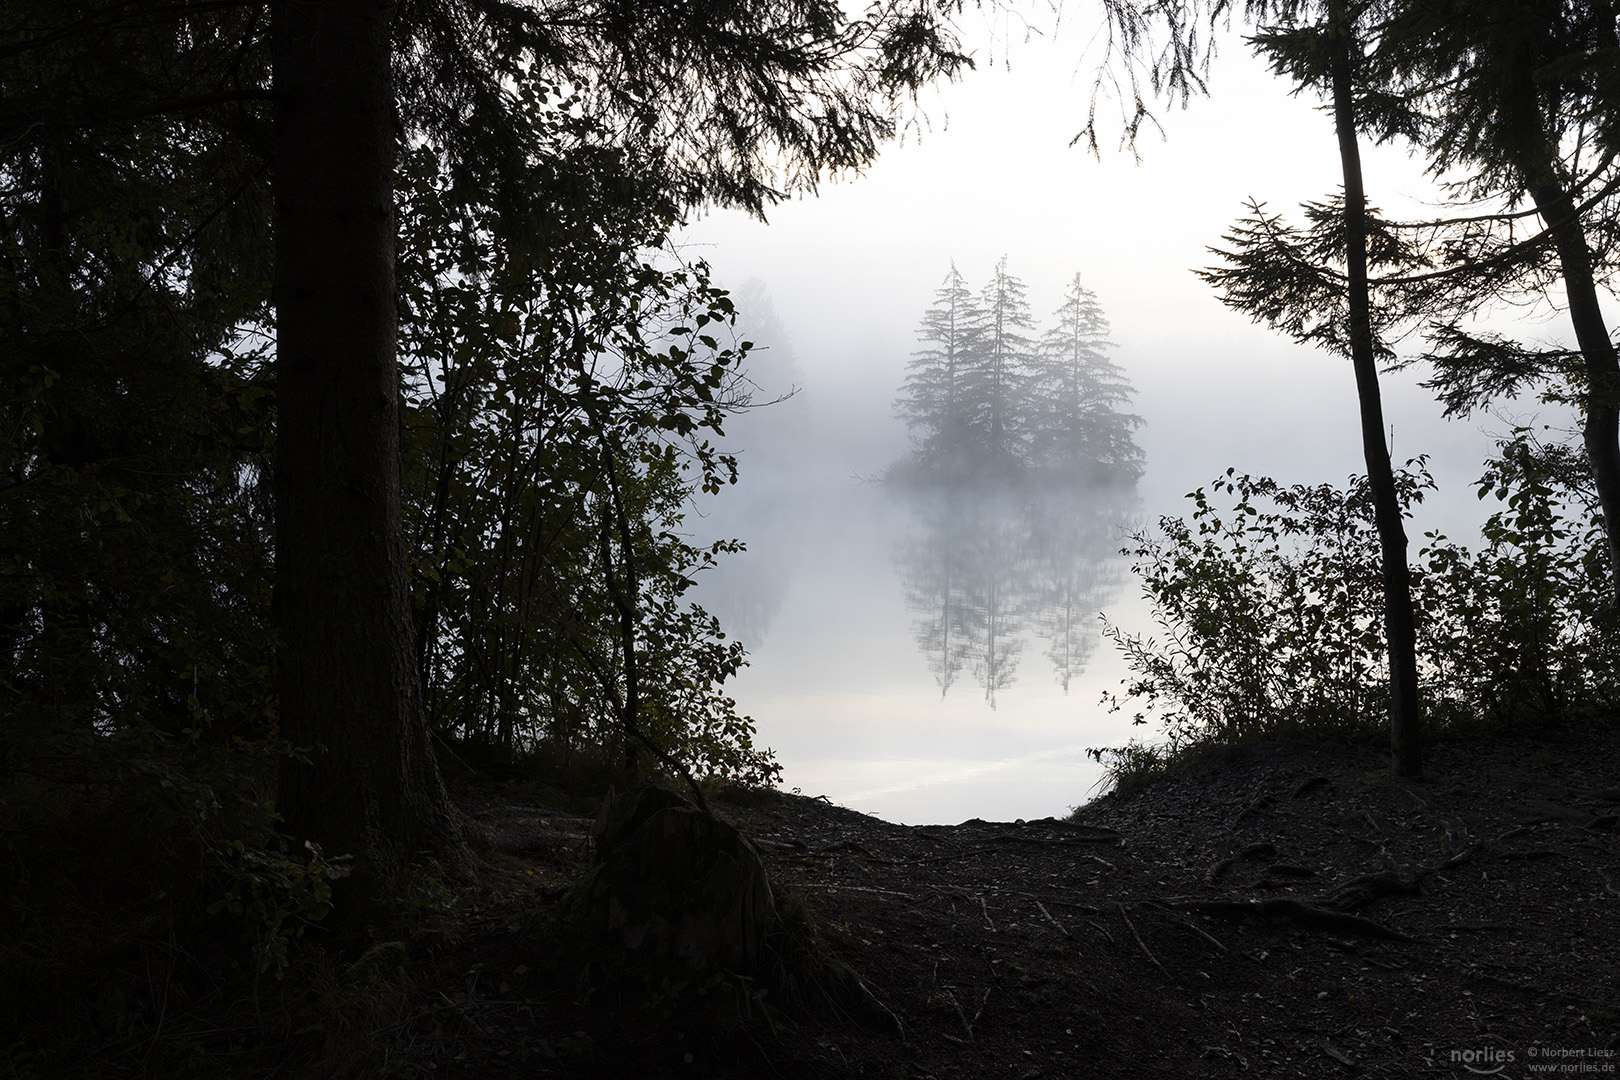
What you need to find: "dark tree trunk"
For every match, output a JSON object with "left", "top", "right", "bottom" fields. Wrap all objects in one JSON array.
[
  {"left": 1524, "top": 179, "right": 1620, "bottom": 608},
  {"left": 1496, "top": 35, "right": 1620, "bottom": 608},
  {"left": 272, "top": 0, "right": 469, "bottom": 883},
  {"left": 1330, "top": 8, "right": 1423, "bottom": 777}
]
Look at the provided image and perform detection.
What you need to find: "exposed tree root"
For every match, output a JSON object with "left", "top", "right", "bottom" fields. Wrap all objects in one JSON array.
[
  {"left": 1206, "top": 842, "right": 1277, "bottom": 885},
  {"left": 1119, "top": 902, "right": 1171, "bottom": 978},
  {"left": 1167, "top": 898, "right": 1415, "bottom": 941}
]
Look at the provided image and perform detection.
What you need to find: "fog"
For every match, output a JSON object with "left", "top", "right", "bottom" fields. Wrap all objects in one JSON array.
[{"left": 677, "top": 21, "right": 1587, "bottom": 825}]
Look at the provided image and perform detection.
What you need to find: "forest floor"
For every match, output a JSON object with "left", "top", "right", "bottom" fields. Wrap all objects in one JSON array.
[{"left": 398, "top": 725, "right": 1620, "bottom": 1079}]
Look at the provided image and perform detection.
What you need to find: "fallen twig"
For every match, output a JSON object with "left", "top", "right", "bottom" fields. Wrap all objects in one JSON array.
[
  {"left": 1145, "top": 902, "right": 1229, "bottom": 954},
  {"left": 971, "top": 987, "right": 991, "bottom": 1028},
  {"left": 1169, "top": 898, "right": 1414, "bottom": 942},
  {"left": 943, "top": 989, "right": 974, "bottom": 1042},
  {"left": 800, "top": 884, "right": 920, "bottom": 901},
  {"left": 985, "top": 832, "right": 1123, "bottom": 847},
  {"left": 1231, "top": 794, "right": 1276, "bottom": 828},
  {"left": 1119, "top": 902, "right": 1170, "bottom": 978},
  {"left": 1034, "top": 900, "right": 1070, "bottom": 938}
]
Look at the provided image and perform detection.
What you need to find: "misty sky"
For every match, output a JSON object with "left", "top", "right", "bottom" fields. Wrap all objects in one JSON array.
[
  {"left": 672, "top": 11, "right": 1592, "bottom": 823},
  {"left": 678, "top": 12, "right": 1582, "bottom": 516}
]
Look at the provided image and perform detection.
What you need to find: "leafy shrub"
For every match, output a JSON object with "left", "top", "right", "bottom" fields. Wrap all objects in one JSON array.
[
  {"left": 395, "top": 125, "right": 777, "bottom": 789},
  {"left": 208, "top": 838, "right": 347, "bottom": 975},
  {"left": 1093, "top": 432, "right": 1619, "bottom": 786}
]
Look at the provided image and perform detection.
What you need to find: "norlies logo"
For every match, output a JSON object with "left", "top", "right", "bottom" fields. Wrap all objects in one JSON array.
[{"left": 1453, "top": 1048, "right": 1517, "bottom": 1074}]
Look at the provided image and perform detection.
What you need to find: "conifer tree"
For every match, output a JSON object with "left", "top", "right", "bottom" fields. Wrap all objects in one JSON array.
[
  {"left": 895, "top": 260, "right": 1143, "bottom": 484},
  {"left": 1369, "top": 0, "right": 1620, "bottom": 606},
  {"left": 1029, "top": 273, "right": 1144, "bottom": 484},
  {"left": 1202, "top": 0, "right": 1424, "bottom": 776},
  {"left": 968, "top": 257, "right": 1040, "bottom": 472},
  {"left": 896, "top": 265, "right": 982, "bottom": 477}
]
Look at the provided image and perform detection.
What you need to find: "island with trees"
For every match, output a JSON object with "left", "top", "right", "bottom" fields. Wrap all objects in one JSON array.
[{"left": 892, "top": 260, "right": 1144, "bottom": 486}]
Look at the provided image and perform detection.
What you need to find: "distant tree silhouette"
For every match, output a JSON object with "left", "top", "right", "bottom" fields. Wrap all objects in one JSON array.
[
  {"left": 1027, "top": 273, "right": 1144, "bottom": 484},
  {"left": 893, "top": 260, "right": 1142, "bottom": 485},
  {"left": 900, "top": 491, "right": 984, "bottom": 698},
  {"left": 969, "top": 257, "right": 1040, "bottom": 473},
  {"left": 895, "top": 488, "right": 1129, "bottom": 701},
  {"left": 906, "top": 542, "right": 974, "bottom": 698},
  {"left": 900, "top": 493, "right": 1029, "bottom": 706},
  {"left": 896, "top": 265, "right": 983, "bottom": 477},
  {"left": 961, "top": 506, "right": 1029, "bottom": 706},
  {"left": 1024, "top": 493, "right": 1124, "bottom": 692}
]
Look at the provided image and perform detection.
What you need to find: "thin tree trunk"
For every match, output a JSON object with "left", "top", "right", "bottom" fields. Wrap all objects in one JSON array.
[
  {"left": 1330, "top": 7, "right": 1422, "bottom": 777},
  {"left": 272, "top": 0, "right": 470, "bottom": 887}
]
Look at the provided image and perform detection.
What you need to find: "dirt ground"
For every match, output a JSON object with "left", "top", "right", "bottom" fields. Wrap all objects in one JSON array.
[{"left": 401, "top": 725, "right": 1620, "bottom": 1079}]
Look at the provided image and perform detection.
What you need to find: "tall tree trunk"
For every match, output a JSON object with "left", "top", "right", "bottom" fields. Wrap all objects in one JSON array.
[
  {"left": 1522, "top": 178, "right": 1620, "bottom": 609},
  {"left": 1330, "top": 7, "right": 1423, "bottom": 777},
  {"left": 1496, "top": 33, "right": 1620, "bottom": 608},
  {"left": 272, "top": 0, "right": 470, "bottom": 886}
]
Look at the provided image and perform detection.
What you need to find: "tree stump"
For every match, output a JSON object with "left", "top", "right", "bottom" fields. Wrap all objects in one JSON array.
[{"left": 577, "top": 784, "right": 775, "bottom": 975}]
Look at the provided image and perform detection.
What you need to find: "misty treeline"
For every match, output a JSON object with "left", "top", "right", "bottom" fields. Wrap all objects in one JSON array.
[
  {"left": 899, "top": 489, "right": 1128, "bottom": 703},
  {"left": 892, "top": 259, "right": 1144, "bottom": 485},
  {"left": 1090, "top": 0, "right": 1620, "bottom": 781}
]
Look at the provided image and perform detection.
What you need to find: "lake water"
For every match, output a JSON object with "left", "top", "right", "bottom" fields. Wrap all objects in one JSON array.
[
  {"left": 680, "top": 275, "right": 1546, "bottom": 824},
  {"left": 696, "top": 472, "right": 1148, "bottom": 825},
  {"left": 688, "top": 354, "right": 1523, "bottom": 826}
]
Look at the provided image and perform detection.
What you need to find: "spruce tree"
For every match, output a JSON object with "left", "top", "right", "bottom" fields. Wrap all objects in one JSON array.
[
  {"left": 1029, "top": 273, "right": 1144, "bottom": 484},
  {"left": 968, "top": 257, "right": 1040, "bottom": 474},
  {"left": 1369, "top": 0, "right": 1620, "bottom": 607},
  {"left": 895, "top": 265, "right": 983, "bottom": 478},
  {"left": 1203, "top": 0, "right": 1425, "bottom": 776}
]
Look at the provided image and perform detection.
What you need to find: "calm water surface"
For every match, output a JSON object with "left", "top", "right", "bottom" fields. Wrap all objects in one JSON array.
[{"left": 696, "top": 474, "right": 1149, "bottom": 825}]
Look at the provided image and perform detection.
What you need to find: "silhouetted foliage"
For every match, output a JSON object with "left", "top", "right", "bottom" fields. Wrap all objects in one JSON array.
[
  {"left": 1, "top": 0, "right": 972, "bottom": 1060},
  {"left": 1368, "top": 0, "right": 1620, "bottom": 603},
  {"left": 1096, "top": 435, "right": 1620, "bottom": 782},
  {"left": 395, "top": 125, "right": 777, "bottom": 786}
]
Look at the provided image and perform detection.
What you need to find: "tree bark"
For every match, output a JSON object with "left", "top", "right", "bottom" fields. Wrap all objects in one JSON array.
[
  {"left": 1493, "top": 26, "right": 1620, "bottom": 608},
  {"left": 1330, "top": 6, "right": 1423, "bottom": 777},
  {"left": 1520, "top": 175, "right": 1620, "bottom": 609},
  {"left": 272, "top": 0, "right": 470, "bottom": 884}
]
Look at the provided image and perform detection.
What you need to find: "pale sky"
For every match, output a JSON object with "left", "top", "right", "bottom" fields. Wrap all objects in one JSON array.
[{"left": 677, "top": 9, "right": 1580, "bottom": 508}]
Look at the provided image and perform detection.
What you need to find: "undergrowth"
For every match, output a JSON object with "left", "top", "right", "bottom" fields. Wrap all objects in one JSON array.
[
  {"left": 0, "top": 723, "right": 792, "bottom": 1078},
  {"left": 1089, "top": 430, "right": 1620, "bottom": 795}
]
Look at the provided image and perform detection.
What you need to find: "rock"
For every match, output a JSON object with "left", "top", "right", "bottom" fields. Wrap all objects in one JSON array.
[{"left": 580, "top": 783, "right": 775, "bottom": 975}]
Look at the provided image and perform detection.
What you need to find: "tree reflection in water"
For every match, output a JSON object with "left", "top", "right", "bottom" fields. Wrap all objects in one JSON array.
[{"left": 894, "top": 485, "right": 1135, "bottom": 705}]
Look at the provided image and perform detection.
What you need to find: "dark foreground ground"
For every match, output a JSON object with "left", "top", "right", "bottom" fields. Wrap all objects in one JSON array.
[{"left": 376, "top": 727, "right": 1619, "bottom": 1079}]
